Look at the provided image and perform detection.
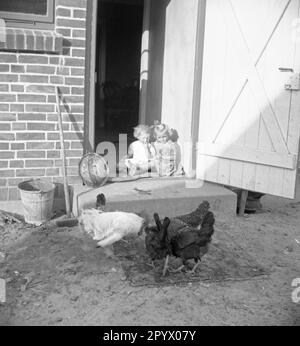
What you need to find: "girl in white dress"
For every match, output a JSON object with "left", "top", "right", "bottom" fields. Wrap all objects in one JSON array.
[{"left": 124, "top": 125, "right": 156, "bottom": 176}]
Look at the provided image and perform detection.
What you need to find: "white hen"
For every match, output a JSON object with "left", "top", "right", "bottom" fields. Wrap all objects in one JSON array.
[{"left": 78, "top": 208, "right": 146, "bottom": 248}]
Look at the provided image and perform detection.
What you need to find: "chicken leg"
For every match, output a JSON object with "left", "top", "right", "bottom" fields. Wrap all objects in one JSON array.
[
  {"left": 187, "top": 259, "right": 201, "bottom": 275},
  {"left": 162, "top": 255, "right": 170, "bottom": 277}
]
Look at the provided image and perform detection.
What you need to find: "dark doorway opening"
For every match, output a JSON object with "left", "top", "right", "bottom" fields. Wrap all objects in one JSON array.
[{"left": 95, "top": 0, "right": 144, "bottom": 150}]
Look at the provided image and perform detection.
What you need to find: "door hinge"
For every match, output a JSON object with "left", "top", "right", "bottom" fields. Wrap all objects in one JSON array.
[{"left": 284, "top": 73, "right": 300, "bottom": 91}]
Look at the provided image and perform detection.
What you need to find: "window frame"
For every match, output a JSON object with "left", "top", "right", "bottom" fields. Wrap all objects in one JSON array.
[{"left": 0, "top": 0, "right": 55, "bottom": 29}]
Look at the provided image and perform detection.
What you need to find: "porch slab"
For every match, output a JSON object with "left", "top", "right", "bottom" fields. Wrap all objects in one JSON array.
[{"left": 72, "top": 178, "right": 237, "bottom": 218}]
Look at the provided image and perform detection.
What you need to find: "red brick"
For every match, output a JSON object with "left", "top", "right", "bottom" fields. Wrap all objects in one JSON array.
[
  {"left": 66, "top": 167, "right": 79, "bottom": 175},
  {"left": 18, "top": 94, "right": 47, "bottom": 103},
  {"left": 56, "top": 67, "right": 70, "bottom": 76},
  {"left": 65, "top": 77, "right": 84, "bottom": 86},
  {"left": 0, "top": 94, "right": 16, "bottom": 102},
  {"left": 62, "top": 113, "right": 84, "bottom": 122},
  {"left": 0, "top": 143, "right": 9, "bottom": 150},
  {"left": 11, "top": 143, "right": 24, "bottom": 150},
  {"left": 71, "top": 141, "right": 83, "bottom": 149},
  {"left": 47, "top": 133, "right": 60, "bottom": 140},
  {"left": 0, "top": 124, "right": 11, "bottom": 131},
  {"left": 0, "top": 114, "right": 17, "bottom": 121},
  {"left": 0, "top": 179, "right": 7, "bottom": 186},
  {"left": 0, "top": 133, "right": 15, "bottom": 141},
  {"left": 46, "top": 168, "right": 60, "bottom": 176},
  {"left": 71, "top": 87, "right": 84, "bottom": 95},
  {"left": 47, "top": 151, "right": 61, "bottom": 158},
  {"left": 0, "top": 161, "right": 8, "bottom": 168},
  {"left": 69, "top": 158, "right": 81, "bottom": 166},
  {"left": 55, "top": 123, "right": 69, "bottom": 132},
  {"left": 25, "top": 105, "right": 55, "bottom": 113},
  {"left": 56, "top": 141, "right": 70, "bottom": 150},
  {"left": 27, "top": 123, "right": 56, "bottom": 131},
  {"left": 11, "top": 65, "right": 25, "bottom": 73},
  {"left": 12, "top": 123, "right": 26, "bottom": 131},
  {"left": 66, "top": 150, "right": 83, "bottom": 157},
  {"left": 20, "top": 75, "right": 48, "bottom": 84},
  {"left": 72, "top": 49, "right": 85, "bottom": 58},
  {"left": 0, "top": 75, "right": 18, "bottom": 83},
  {"left": 67, "top": 38, "right": 86, "bottom": 48},
  {"left": 0, "top": 105, "right": 9, "bottom": 111},
  {"left": 56, "top": 18, "right": 86, "bottom": 28},
  {"left": 10, "top": 104, "right": 25, "bottom": 112},
  {"left": 0, "top": 55, "right": 17, "bottom": 63},
  {"left": 50, "top": 76, "right": 64, "bottom": 85},
  {"left": 26, "top": 85, "right": 55, "bottom": 94},
  {"left": 16, "top": 169, "right": 46, "bottom": 177},
  {"left": 0, "top": 65, "right": 9, "bottom": 72},
  {"left": 10, "top": 160, "right": 24, "bottom": 168},
  {"left": 16, "top": 133, "right": 45, "bottom": 141},
  {"left": 26, "top": 65, "right": 56, "bottom": 74},
  {"left": 19, "top": 55, "right": 48, "bottom": 64},
  {"left": 73, "top": 9, "right": 86, "bottom": 18},
  {"left": 72, "top": 29, "right": 86, "bottom": 38},
  {"left": 56, "top": 7, "right": 71, "bottom": 16},
  {"left": 27, "top": 142, "right": 54, "bottom": 150},
  {"left": 25, "top": 160, "right": 53, "bottom": 168},
  {"left": 64, "top": 58, "right": 85, "bottom": 67},
  {"left": 17, "top": 151, "right": 46, "bottom": 159},
  {"left": 0, "top": 151, "right": 14, "bottom": 159},
  {"left": 56, "top": 28, "right": 71, "bottom": 37},
  {"left": 0, "top": 170, "right": 15, "bottom": 177},
  {"left": 18, "top": 113, "right": 46, "bottom": 121},
  {"left": 71, "top": 68, "right": 85, "bottom": 76},
  {"left": 11, "top": 85, "right": 24, "bottom": 92},
  {"left": 0, "top": 85, "right": 9, "bottom": 92}
]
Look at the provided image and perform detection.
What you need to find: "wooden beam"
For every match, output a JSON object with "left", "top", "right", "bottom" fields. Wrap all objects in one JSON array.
[
  {"left": 238, "top": 190, "right": 249, "bottom": 216},
  {"left": 198, "top": 142, "right": 296, "bottom": 170}
]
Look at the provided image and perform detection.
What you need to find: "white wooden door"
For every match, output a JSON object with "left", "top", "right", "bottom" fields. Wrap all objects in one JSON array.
[{"left": 197, "top": 0, "right": 300, "bottom": 198}]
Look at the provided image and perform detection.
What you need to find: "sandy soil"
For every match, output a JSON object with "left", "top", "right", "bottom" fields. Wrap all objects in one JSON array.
[{"left": 0, "top": 194, "right": 299, "bottom": 326}]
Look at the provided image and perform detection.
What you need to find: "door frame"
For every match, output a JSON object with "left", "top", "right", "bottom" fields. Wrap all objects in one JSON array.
[
  {"left": 190, "top": 0, "right": 207, "bottom": 174},
  {"left": 84, "top": 0, "right": 150, "bottom": 153}
]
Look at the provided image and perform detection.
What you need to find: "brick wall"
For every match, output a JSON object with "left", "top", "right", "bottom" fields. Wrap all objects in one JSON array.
[{"left": 0, "top": 0, "right": 87, "bottom": 200}]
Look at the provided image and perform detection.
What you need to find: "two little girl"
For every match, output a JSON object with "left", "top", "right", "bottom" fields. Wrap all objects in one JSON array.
[{"left": 124, "top": 123, "right": 184, "bottom": 177}]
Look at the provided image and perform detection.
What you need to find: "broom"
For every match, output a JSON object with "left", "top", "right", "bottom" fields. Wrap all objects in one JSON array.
[{"left": 54, "top": 86, "right": 78, "bottom": 228}]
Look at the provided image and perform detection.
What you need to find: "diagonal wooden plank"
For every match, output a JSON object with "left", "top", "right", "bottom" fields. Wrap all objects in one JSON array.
[{"left": 214, "top": 0, "right": 291, "bottom": 154}]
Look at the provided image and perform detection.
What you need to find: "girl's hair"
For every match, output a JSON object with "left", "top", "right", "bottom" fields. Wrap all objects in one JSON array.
[
  {"left": 152, "top": 123, "right": 170, "bottom": 139},
  {"left": 133, "top": 124, "right": 151, "bottom": 139}
]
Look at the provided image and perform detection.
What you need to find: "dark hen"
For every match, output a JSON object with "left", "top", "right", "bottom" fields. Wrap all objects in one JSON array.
[
  {"left": 96, "top": 193, "right": 106, "bottom": 210},
  {"left": 170, "top": 211, "right": 215, "bottom": 274},
  {"left": 145, "top": 213, "right": 171, "bottom": 276},
  {"left": 174, "top": 200, "right": 210, "bottom": 228}
]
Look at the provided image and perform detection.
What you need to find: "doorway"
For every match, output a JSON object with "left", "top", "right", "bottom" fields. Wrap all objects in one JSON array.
[{"left": 95, "top": 0, "right": 144, "bottom": 150}]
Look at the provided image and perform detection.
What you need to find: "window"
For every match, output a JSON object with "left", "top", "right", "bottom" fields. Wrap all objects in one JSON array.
[{"left": 0, "top": 0, "right": 55, "bottom": 29}]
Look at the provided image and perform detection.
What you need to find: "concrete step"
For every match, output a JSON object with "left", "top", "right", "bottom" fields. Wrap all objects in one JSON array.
[{"left": 72, "top": 178, "right": 237, "bottom": 218}]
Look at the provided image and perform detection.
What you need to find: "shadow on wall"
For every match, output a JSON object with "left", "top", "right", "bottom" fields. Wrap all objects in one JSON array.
[{"left": 145, "top": 0, "right": 170, "bottom": 125}]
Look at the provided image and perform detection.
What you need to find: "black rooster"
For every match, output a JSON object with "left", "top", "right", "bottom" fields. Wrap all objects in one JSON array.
[
  {"left": 145, "top": 213, "right": 171, "bottom": 276},
  {"left": 170, "top": 211, "right": 215, "bottom": 274}
]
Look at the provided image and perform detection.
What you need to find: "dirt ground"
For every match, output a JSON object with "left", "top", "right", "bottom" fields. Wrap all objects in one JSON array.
[{"left": 0, "top": 194, "right": 299, "bottom": 326}]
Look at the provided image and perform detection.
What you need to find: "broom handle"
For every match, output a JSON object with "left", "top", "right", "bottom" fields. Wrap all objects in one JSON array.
[{"left": 55, "top": 87, "right": 71, "bottom": 218}]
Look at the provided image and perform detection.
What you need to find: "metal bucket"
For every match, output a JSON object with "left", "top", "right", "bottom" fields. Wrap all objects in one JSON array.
[{"left": 18, "top": 179, "right": 56, "bottom": 226}]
